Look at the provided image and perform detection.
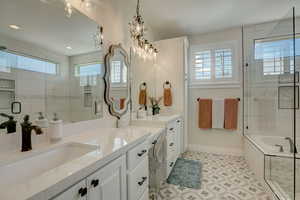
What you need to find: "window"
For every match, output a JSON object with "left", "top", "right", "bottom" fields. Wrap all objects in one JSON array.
[
  {"left": 255, "top": 36, "right": 300, "bottom": 76},
  {"left": 0, "top": 50, "right": 58, "bottom": 74},
  {"left": 190, "top": 41, "right": 238, "bottom": 86},
  {"left": 111, "top": 60, "right": 127, "bottom": 86},
  {"left": 74, "top": 63, "right": 102, "bottom": 86}
]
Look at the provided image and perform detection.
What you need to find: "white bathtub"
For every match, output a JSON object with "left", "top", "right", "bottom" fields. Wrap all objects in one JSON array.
[
  {"left": 247, "top": 135, "right": 300, "bottom": 158},
  {"left": 244, "top": 135, "right": 300, "bottom": 200}
]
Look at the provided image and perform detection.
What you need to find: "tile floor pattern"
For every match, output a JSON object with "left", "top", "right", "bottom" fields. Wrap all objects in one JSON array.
[{"left": 158, "top": 152, "right": 273, "bottom": 200}]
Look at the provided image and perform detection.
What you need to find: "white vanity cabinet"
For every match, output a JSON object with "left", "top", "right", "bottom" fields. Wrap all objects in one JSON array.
[
  {"left": 52, "top": 155, "right": 126, "bottom": 200},
  {"left": 165, "top": 117, "right": 182, "bottom": 177},
  {"left": 87, "top": 155, "right": 126, "bottom": 200},
  {"left": 52, "top": 179, "right": 87, "bottom": 200},
  {"left": 127, "top": 141, "right": 149, "bottom": 200}
]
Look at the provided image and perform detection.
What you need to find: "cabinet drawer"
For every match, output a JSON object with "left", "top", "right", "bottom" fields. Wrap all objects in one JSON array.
[
  {"left": 139, "top": 188, "right": 149, "bottom": 200},
  {"left": 52, "top": 179, "right": 87, "bottom": 200},
  {"left": 127, "top": 140, "right": 149, "bottom": 171},
  {"left": 128, "top": 157, "right": 149, "bottom": 200},
  {"left": 166, "top": 121, "right": 176, "bottom": 135}
]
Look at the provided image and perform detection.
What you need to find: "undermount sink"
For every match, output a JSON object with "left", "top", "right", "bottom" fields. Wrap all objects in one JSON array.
[{"left": 0, "top": 142, "right": 97, "bottom": 186}]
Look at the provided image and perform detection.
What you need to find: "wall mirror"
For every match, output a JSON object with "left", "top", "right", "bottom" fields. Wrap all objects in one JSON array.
[
  {"left": 104, "top": 44, "right": 130, "bottom": 119},
  {"left": 0, "top": 0, "right": 104, "bottom": 133}
]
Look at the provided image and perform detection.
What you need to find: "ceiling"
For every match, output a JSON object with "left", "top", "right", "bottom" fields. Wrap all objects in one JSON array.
[
  {"left": 0, "top": 0, "right": 99, "bottom": 56},
  {"left": 136, "top": 0, "right": 300, "bottom": 39}
]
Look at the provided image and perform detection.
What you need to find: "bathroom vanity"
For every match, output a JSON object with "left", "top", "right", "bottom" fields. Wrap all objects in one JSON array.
[
  {"left": 131, "top": 114, "right": 183, "bottom": 178},
  {"left": 0, "top": 126, "right": 165, "bottom": 200}
]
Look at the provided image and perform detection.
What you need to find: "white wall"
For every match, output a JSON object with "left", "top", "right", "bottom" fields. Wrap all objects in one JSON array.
[{"left": 187, "top": 27, "right": 244, "bottom": 155}]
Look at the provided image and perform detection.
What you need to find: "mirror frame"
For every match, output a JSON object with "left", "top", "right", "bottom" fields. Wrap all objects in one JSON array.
[{"left": 103, "top": 44, "right": 130, "bottom": 119}]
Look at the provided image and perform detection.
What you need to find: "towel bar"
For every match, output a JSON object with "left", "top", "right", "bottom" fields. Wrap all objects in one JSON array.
[{"left": 197, "top": 98, "right": 240, "bottom": 102}]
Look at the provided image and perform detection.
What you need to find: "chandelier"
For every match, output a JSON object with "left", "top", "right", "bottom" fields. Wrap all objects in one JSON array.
[
  {"left": 129, "top": 0, "right": 158, "bottom": 60},
  {"left": 94, "top": 25, "right": 104, "bottom": 49}
]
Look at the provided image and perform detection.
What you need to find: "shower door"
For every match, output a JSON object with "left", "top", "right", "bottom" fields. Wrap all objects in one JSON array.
[{"left": 243, "top": 7, "right": 298, "bottom": 200}]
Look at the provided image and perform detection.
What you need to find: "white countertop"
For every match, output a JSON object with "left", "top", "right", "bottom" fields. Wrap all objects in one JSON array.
[
  {"left": 131, "top": 113, "right": 181, "bottom": 127},
  {"left": 0, "top": 126, "right": 162, "bottom": 200}
]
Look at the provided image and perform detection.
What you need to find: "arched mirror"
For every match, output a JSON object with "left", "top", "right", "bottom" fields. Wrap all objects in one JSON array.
[{"left": 104, "top": 44, "right": 130, "bottom": 119}]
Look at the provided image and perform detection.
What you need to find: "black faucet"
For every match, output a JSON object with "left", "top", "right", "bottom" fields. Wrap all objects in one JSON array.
[
  {"left": 0, "top": 113, "right": 17, "bottom": 134},
  {"left": 21, "top": 115, "right": 43, "bottom": 152},
  {"left": 285, "top": 137, "right": 298, "bottom": 154}
]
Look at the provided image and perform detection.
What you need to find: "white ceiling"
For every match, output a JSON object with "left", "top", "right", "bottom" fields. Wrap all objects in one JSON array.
[
  {"left": 0, "top": 0, "right": 99, "bottom": 56},
  {"left": 137, "top": 0, "right": 300, "bottom": 39}
]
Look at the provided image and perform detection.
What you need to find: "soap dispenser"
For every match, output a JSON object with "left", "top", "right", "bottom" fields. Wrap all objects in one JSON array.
[
  {"left": 35, "top": 112, "right": 49, "bottom": 128},
  {"left": 49, "top": 113, "right": 63, "bottom": 142}
]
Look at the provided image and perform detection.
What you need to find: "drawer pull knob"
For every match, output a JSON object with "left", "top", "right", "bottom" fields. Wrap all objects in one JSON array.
[
  {"left": 138, "top": 176, "right": 147, "bottom": 186},
  {"left": 91, "top": 179, "right": 99, "bottom": 187},
  {"left": 137, "top": 150, "right": 147, "bottom": 157},
  {"left": 169, "top": 142, "right": 174, "bottom": 147},
  {"left": 169, "top": 128, "right": 174, "bottom": 131},
  {"left": 170, "top": 162, "right": 174, "bottom": 167},
  {"left": 78, "top": 187, "right": 87, "bottom": 197},
  {"left": 177, "top": 120, "right": 180, "bottom": 123}
]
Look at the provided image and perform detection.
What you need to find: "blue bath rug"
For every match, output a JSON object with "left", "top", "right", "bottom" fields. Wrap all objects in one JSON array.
[{"left": 167, "top": 158, "right": 202, "bottom": 189}]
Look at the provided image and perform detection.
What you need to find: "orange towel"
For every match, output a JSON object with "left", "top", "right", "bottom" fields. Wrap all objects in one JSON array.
[
  {"left": 224, "top": 98, "right": 239, "bottom": 130},
  {"left": 164, "top": 88, "right": 172, "bottom": 106},
  {"left": 120, "top": 98, "right": 126, "bottom": 110},
  {"left": 139, "top": 89, "right": 147, "bottom": 106},
  {"left": 198, "top": 99, "right": 212, "bottom": 129}
]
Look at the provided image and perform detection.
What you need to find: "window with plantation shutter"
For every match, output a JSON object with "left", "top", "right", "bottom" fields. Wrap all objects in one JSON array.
[
  {"left": 215, "top": 49, "right": 233, "bottom": 78},
  {"left": 190, "top": 41, "right": 238, "bottom": 87},
  {"left": 193, "top": 51, "right": 211, "bottom": 80}
]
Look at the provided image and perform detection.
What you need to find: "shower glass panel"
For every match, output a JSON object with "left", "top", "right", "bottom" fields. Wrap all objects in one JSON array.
[{"left": 243, "top": 8, "right": 297, "bottom": 200}]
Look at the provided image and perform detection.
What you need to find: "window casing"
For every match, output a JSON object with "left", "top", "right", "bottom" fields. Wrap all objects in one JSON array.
[
  {"left": 74, "top": 62, "right": 102, "bottom": 86},
  {"left": 0, "top": 50, "right": 58, "bottom": 74},
  {"left": 255, "top": 36, "right": 299, "bottom": 77},
  {"left": 190, "top": 41, "right": 239, "bottom": 87}
]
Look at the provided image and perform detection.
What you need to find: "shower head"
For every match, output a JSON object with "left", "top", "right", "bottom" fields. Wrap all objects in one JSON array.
[{"left": 0, "top": 46, "right": 7, "bottom": 51}]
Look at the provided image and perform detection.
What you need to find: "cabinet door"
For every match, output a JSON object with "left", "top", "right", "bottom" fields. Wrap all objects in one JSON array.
[
  {"left": 52, "top": 180, "right": 87, "bottom": 200},
  {"left": 175, "top": 118, "right": 182, "bottom": 156},
  {"left": 87, "top": 155, "right": 127, "bottom": 200}
]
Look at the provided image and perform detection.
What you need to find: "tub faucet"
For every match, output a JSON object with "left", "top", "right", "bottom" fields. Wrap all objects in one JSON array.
[
  {"left": 285, "top": 137, "right": 298, "bottom": 154},
  {"left": 21, "top": 115, "right": 43, "bottom": 152}
]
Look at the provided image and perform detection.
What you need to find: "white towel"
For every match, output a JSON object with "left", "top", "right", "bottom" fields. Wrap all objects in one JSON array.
[{"left": 212, "top": 99, "right": 224, "bottom": 129}]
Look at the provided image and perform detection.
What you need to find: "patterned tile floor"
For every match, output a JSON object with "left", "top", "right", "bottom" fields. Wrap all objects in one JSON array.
[{"left": 157, "top": 152, "right": 273, "bottom": 200}]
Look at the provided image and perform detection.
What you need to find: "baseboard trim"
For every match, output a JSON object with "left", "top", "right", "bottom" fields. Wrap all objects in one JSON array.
[{"left": 187, "top": 144, "right": 243, "bottom": 156}]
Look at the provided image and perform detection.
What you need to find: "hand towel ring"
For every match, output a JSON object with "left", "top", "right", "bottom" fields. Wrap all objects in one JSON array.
[
  {"left": 163, "top": 81, "right": 172, "bottom": 89},
  {"left": 140, "top": 82, "right": 147, "bottom": 90}
]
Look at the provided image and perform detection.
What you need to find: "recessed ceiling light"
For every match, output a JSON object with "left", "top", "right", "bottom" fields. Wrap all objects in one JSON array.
[
  {"left": 66, "top": 46, "right": 72, "bottom": 50},
  {"left": 9, "top": 25, "right": 21, "bottom": 30}
]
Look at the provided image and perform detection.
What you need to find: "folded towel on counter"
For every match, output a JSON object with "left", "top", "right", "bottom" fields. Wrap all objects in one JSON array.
[
  {"left": 164, "top": 88, "right": 172, "bottom": 106},
  {"left": 224, "top": 98, "right": 239, "bottom": 130},
  {"left": 212, "top": 99, "right": 224, "bottom": 129},
  {"left": 198, "top": 98, "right": 212, "bottom": 129}
]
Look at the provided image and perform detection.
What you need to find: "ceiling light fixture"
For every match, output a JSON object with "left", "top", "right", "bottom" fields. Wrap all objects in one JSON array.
[
  {"left": 9, "top": 25, "right": 21, "bottom": 30},
  {"left": 66, "top": 46, "right": 72, "bottom": 50},
  {"left": 94, "top": 25, "right": 104, "bottom": 49},
  {"left": 129, "top": 0, "right": 158, "bottom": 61},
  {"left": 64, "top": 0, "right": 94, "bottom": 18}
]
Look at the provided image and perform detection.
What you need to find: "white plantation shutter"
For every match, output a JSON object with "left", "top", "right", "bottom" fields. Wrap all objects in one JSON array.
[
  {"left": 111, "top": 61, "right": 121, "bottom": 83},
  {"left": 190, "top": 42, "right": 237, "bottom": 86},
  {"left": 192, "top": 50, "right": 211, "bottom": 80},
  {"left": 215, "top": 49, "right": 233, "bottom": 78}
]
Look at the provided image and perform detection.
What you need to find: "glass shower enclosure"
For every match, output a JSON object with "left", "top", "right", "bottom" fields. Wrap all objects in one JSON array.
[{"left": 243, "top": 7, "right": 299, "bottom": 200}]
